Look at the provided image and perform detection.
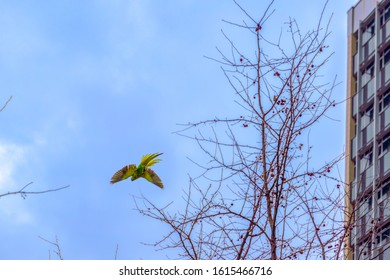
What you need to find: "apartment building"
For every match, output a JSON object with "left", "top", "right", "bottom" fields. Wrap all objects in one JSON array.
[{"left": 346, "top": 0, "right": 390, "bottom": 259}]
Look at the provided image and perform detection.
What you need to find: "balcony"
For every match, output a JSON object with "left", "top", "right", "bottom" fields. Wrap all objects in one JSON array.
[
  {"left": 386, "top": 19, "right": 390, "bottom": 40},
  {"left": 362, "top": 36, "right": 375, "bottom": 61},
  {"left": 352, "top": 136, "right": 357, "bottom": 158},
  {"left": 352, "top": 94, "right": 358, "bottom": 116},
  {"left": 358, "top": 164, "right": 374, "bottom": 193},
  {"left": 353, "top": 53, "right": 358, "bottom": 75},
  {"left": 365, "top": 165, "right": 374, "bottom": 188},
  {"left": 356, "top": 208, "right": 372, "bottom": 243},
  {"left": 360, "top": 79, "right": 375, "bottom": 106},
  {"left": 379, "top": 106, "right": 390, "bottom": 131},
  {"left": 378, "top": 150, "right": 389, "bottom": 178},
  {"left": 379, "top": 150, "right": 390, "bottom": 176},
  {"left": 367, "top": 79, "right": 375, "bottom": 101},
  {"left": 366, "top": 122, "right": 374, "bottom": 144},
  {"left": 377, "top": 245, "right": 390, "bottom": 260},
  {"left": 379, "top": 63, "right": 390, "bottom": 88},
  {"left": 377, "top": 199, "right": 390, "bottom": 223},
  {"left": 360, "top": 121, "right": 374, "bottom": 148},
  {"left": 380, "top": 20, "right": 390, "bottom": 44},
  {"left": 375, "top": 226, "right": 390, "bottom": 260},
  {"left": 351, "top": 179, "right": 357, "bottom": 201}
]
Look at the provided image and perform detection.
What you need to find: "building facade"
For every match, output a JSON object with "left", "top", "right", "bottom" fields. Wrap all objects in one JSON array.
[{"left": 346, "top": 0, "right": 390, "bottom": 259}]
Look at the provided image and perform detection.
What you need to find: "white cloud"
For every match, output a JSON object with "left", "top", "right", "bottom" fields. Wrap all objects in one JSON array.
[
  {"left": 0, "top": 108, "right": 83, "bottom": 226},
  {"left": 0, "top": 198, "right": 35, "bottom": 225},
  {"left": 0, "top": 142, "right": 36, "bottom": 226},
  {"left": 0, "top": 142, "right": 27, "bottom": 191}
]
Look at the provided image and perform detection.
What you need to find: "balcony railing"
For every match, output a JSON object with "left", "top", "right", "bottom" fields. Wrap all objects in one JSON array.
[
  {"left": 360, "top": 121, "right": 374, "bottom": 148},
  {"left": 352, "top": 136, "right": 357, "bottom": 158},
  {"left": 378, "top": 150, "right": 390, "bottom": 178},
  {"left": 379, "top": 106, "right": 390, "bottom": 130},
  {"left": 383, "top": 151, "right": 390, "bottom": 175},
  {"left": 363, "top": 37, "right": 375, "bottom": 61},
  {"left": 360, "top": 79, "right": 375, "bottom": 106},
  {"left": 380, "top": 19, "right": 390, "bottom": 44},
  {"left": 354, "top": 53, "right": 358, "bottom": 75},
  {"left": 386, "top": 63, "right": 390, "bottom": 85},
  {"left": 366, "top": 122, "right": 374, "bottom": 144},
  {"left": 351, "top": 179, "right": 357, "bottom": 201},
  {"left": 365, "top": 165, "right": 374, "bottom": 188},
  {"left": 379, "top": 63, "right": 390, "bottom": 88},
  {"left": 352, "top": 94, "right": 358, "bottom": 116},
  {"left": 367, "top": 78, "right": 375, "bottom": 101},
  {"left": 386, "top": 19, "right": 390, "bottom": 39},
  {"left": 378, "top": 199, "right": 390, "bottom": 221}
]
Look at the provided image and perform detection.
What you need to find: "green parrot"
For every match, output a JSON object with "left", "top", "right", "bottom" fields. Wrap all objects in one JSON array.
[{"left": 110, "top": 152, "right": 164, "bottom": 189}]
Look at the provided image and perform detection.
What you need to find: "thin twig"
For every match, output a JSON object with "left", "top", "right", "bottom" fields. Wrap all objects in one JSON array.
[
  {"left": 0, "top": 182, "right": 70, "bottom": 199},
  {"left": 38, "top": 235, "right": 64, "bottom": 260},
  {"left": 0, "top": 96, "right": 13, "bottom": 113}
]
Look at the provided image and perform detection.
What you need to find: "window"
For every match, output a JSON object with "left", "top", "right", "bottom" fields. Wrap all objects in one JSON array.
[
  {"left": 376, "top": 224, "right": 390, "bottom": 255},
  {"left": 361, "top": 106, "right": 374, "bottom": 128},
  {"left": 359, "top": 195, "right": 373, "bottom": 216},
  {"left": 351, "top": 179, "right": 357, "bottom": 201},
  {"left": 381, "top": 2, "right": 390, "bottom": 26},
  {"left": 380, "top": 89, "right": 390, "bottom": 112},
  {"left": 384, "top": 181, "right": 390, "bottom": 197},
  {"left": 379, "top": 90, "right": 390, "bottom": 130},
  {"left": 376, "top": 225, "right": 390, "bottom": 260},
  {"left": 383, "top": 137, "right": 390, "bottom": 152},
  {"left": 360, "top": 106, "right": 375, "bottom": 146},
  {"left": 351, "top": 136, "right": 357, "bottom": 158},
  {"left": 380, "top": 48, "right": 390, "bottom": 87},
  {"left": 361, "top": 64, "right": 375, "bottom": 103},
  {"left": 382, "top": 150, "right": 390, "bottom": 175},
  {"left": 377, "top": 181, "right": 390, "bottom": 221},
  {"left": 378, "top": 134, "right": 390, "bottom": 177},
  {"left": 352, "top": 94, "right": 358, "bottom": 116},
  {"left": 379, "top": 45, "right": 390, "bottom": 69},
  {"left": 362, "top": 64, "right": 374, "bottom": 86},
  {"left": 357, "top": 240, "right": 372, "bottom": 259},
  {"left": 360, "top": 151, "right": 373, "bottom": 171},
  {"left": 377, "top": 180, "right": 390, "bottom": 200},
  {"left": 386, "top": 49, "right": 390, "bottom": 65},
  {"left": 362, "top": 20, "right": 375, "bottom": 59},
  {"left": 354, "top": 53, "right": 359, "bottom": 74},
  {"left": 381, "top": 3, "right": 390, "bottom": 44},
  {"left": 380, "top": 247, "right": 390, "bottom": 260},
  {"left": 385, "top": 92, "right": 390, "bottom": 108},
  {"left": 379, "top": 133, "right": 390, "bottom": 156},
  {"left": 362, "top": 20, "right": 375, "bottom": 45},
  {"left": 360, "top": 150, "right": 374, "bottom": 189}
]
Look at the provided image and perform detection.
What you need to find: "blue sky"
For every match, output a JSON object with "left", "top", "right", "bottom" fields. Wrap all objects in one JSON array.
[{"left": 0, "top": 0, "right": 356, "bottom": 259}]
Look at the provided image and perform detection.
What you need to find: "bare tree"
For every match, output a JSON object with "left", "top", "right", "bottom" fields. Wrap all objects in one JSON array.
[
  {"left": 39, "top": 235, "right": 64, "bottom": 260},
  {"left": 136, "top": 1, "right": 356, "bottom": 260}
]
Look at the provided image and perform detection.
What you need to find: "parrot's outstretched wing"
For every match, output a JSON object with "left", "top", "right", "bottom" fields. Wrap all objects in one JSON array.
[
  {"left": 142, "top": 168, "right": 164, "bottom": 189},
  {"left": 140, "top": 153, "right": 163, "bottom": 167},
  {"left": 110, "top": 164, "right": 137, "bottom": 184}
]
